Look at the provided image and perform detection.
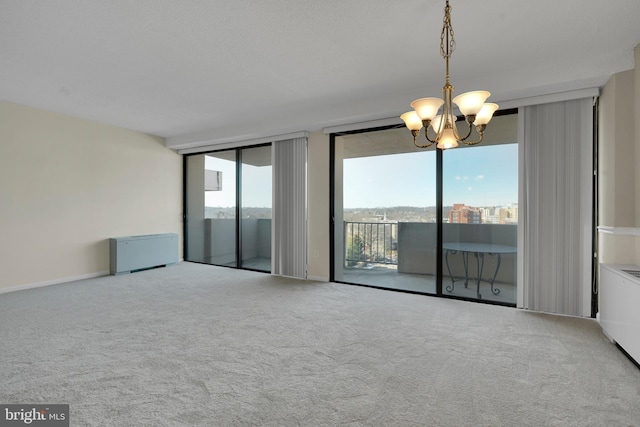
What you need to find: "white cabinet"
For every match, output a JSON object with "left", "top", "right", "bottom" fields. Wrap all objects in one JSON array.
[{"left": 599, "top": 264, "right": 640, "bottom": 364}]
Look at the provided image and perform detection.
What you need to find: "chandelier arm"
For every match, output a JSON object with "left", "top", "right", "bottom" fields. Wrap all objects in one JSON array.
[
  {"left": 424, "top": 125, "right": 439, "bottom": 144},
  {"left": 461, "top": 127, "right": 485, "bottom": 146},
  {"left": 414, "top": 140, "right": 434, "bottom": 149},
  {"left": 414, "top": 138, "right": 434, "bottom": 149},
  {"left": 458, "top": 119, "right": 475, "bottom": 142},
  {"left": 411, "top": 130, "right": 434, "bottom": 148}
]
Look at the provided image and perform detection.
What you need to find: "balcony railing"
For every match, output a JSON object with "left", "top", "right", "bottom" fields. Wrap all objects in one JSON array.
[
  {"left": 344, "top": 221, "right": 398, "bottom": 267},
  {"left": 343, "top": 221, "right": 517, "bottom": 284}
]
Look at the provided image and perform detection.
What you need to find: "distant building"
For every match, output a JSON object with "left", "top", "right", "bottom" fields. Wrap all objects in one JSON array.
[
  {"left": 448, "top": 203, "right": 483, "bottom": 224},
  {"left": 496, "top": 204, "right": 518, "bottom": 224}
]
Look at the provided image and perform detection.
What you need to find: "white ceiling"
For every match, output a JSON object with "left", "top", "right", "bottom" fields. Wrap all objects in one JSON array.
[{"left": 2, "top": 0, "right": 639, "bottom": 150}]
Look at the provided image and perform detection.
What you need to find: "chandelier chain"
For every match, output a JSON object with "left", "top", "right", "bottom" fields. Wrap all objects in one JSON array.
[{"left": 440, "top": 0, "right": 455, "bottom": 59}]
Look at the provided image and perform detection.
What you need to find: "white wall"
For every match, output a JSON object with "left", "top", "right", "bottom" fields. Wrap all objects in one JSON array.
[
  {"left": 0, "top": 101, "right": 183, "bottom": 291},
  {"left": 307, "top": 131, "right": 330, "bottom": 281},
  {"left": 598, "top": 46, "right": 640, "bottom": 264}
]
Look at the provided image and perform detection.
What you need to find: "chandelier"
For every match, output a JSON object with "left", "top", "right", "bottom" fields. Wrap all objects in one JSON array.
[{"left": 400, "top": 0, "right": 498, "bottom": 149}]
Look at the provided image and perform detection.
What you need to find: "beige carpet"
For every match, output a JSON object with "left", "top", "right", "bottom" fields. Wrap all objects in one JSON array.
[{"left": 1, "top": 262, "right": 639, "bottom": 426}]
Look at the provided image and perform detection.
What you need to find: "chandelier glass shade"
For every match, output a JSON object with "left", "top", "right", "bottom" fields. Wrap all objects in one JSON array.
[{"left": 401, "top": 0, "right": 498, "bottom": 149}]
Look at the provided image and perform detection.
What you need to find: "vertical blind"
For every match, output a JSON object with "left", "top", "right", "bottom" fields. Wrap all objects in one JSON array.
[
  {"left": 272, "top": 137, "right": 307, "bottom": 279},
  {"left": 520, "top": 98, "right": 593, "bottom": 316}
]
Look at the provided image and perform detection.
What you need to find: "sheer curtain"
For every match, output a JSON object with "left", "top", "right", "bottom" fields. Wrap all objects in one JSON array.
[
  {"left": 519, "top": 98, "right": 594, "bottom": 316},
  {"left": 272, "top": 136, "right": 307, "bottom": 279}
]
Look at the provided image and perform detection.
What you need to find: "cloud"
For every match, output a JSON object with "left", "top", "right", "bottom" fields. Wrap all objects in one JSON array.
[{"left": 475, "top": 175, "right": 485, "bottom": 181}]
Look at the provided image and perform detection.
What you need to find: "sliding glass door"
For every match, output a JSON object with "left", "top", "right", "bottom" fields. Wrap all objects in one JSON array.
[
  {"left": 332, "top": 112, "right": 518, "bottom": 305},
  {"left": 442, "top": 127, "right": 518, "bottom": 303},
  {"left": 333, "top": 127, "right": 437, "bottom": 293},
  {"left": 185, "top": 151, "right": 237, "bottom": 266},
  {"left": 185, "top": 144, "right": 272, "bottom": 272},
  {"left": 240, "top": 145, "right": 272, "bottom": 271}
]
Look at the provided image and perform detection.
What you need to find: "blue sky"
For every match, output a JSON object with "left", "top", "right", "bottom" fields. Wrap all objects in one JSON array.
[
  {"left": 203, "top": 143, "right": 518, "bottom": 209},
  {"left": 204, "top": 156, "right": 272, "bottom": 208},
  {"left": 343, "top": 143, "right": 518, "bottom": 208}
]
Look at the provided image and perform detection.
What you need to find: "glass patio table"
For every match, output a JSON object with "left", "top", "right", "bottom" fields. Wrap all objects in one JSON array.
[{"left": 442, "top": 242, "right": 517, "bottom": 299}]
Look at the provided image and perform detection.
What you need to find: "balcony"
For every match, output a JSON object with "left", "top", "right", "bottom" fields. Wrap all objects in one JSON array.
[
  {"left": 191, "top": 218, "right": 517, "bottom": 304},
  {"left": 187, "top": 218, "right": 272, "bottom": 271},
  {"left": 341, "top": 221, "right": 517, "bottom": 304}
]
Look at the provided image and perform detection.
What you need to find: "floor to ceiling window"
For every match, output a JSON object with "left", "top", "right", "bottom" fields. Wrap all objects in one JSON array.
[
  {"left": 332, "top": 112, "right": 518, "bottom": 305},
  {"left": 442, "top": 134, "right": 518, "bottom": 304},
  {"left": 240, "top": 145, "right": 273, "bottom": 272},
  {"left": 333, "top": 126, "right": 437, "bottom": 294},
  {"left": 184, "top": 144, "right": 272, "bottom": 272}
]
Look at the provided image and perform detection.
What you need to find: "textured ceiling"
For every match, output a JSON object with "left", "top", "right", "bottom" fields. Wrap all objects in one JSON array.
[{"left": 1, "top": 0, "right": 640, "bottom": 149}]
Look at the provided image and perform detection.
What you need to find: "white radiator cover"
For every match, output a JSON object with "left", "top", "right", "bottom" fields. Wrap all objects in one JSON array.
[
  {"left": 109, "top": 233, "right": 178, "bottom": 275},
  {"left": 599, "top": 264, "right": 640, "bottom": 364}
]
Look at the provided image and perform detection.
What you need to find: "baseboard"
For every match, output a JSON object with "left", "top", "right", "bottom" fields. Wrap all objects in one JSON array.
[
  {"left": 307, "top": 275, "right": 329, "bottom": 282},
  {"left": 0, "top": 271, "right": 110, "bottom": 295}
]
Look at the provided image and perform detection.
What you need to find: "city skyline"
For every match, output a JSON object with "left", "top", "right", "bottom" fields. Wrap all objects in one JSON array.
[{"left": 342, "top": 203, "right": 518, "bottom": 225}]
